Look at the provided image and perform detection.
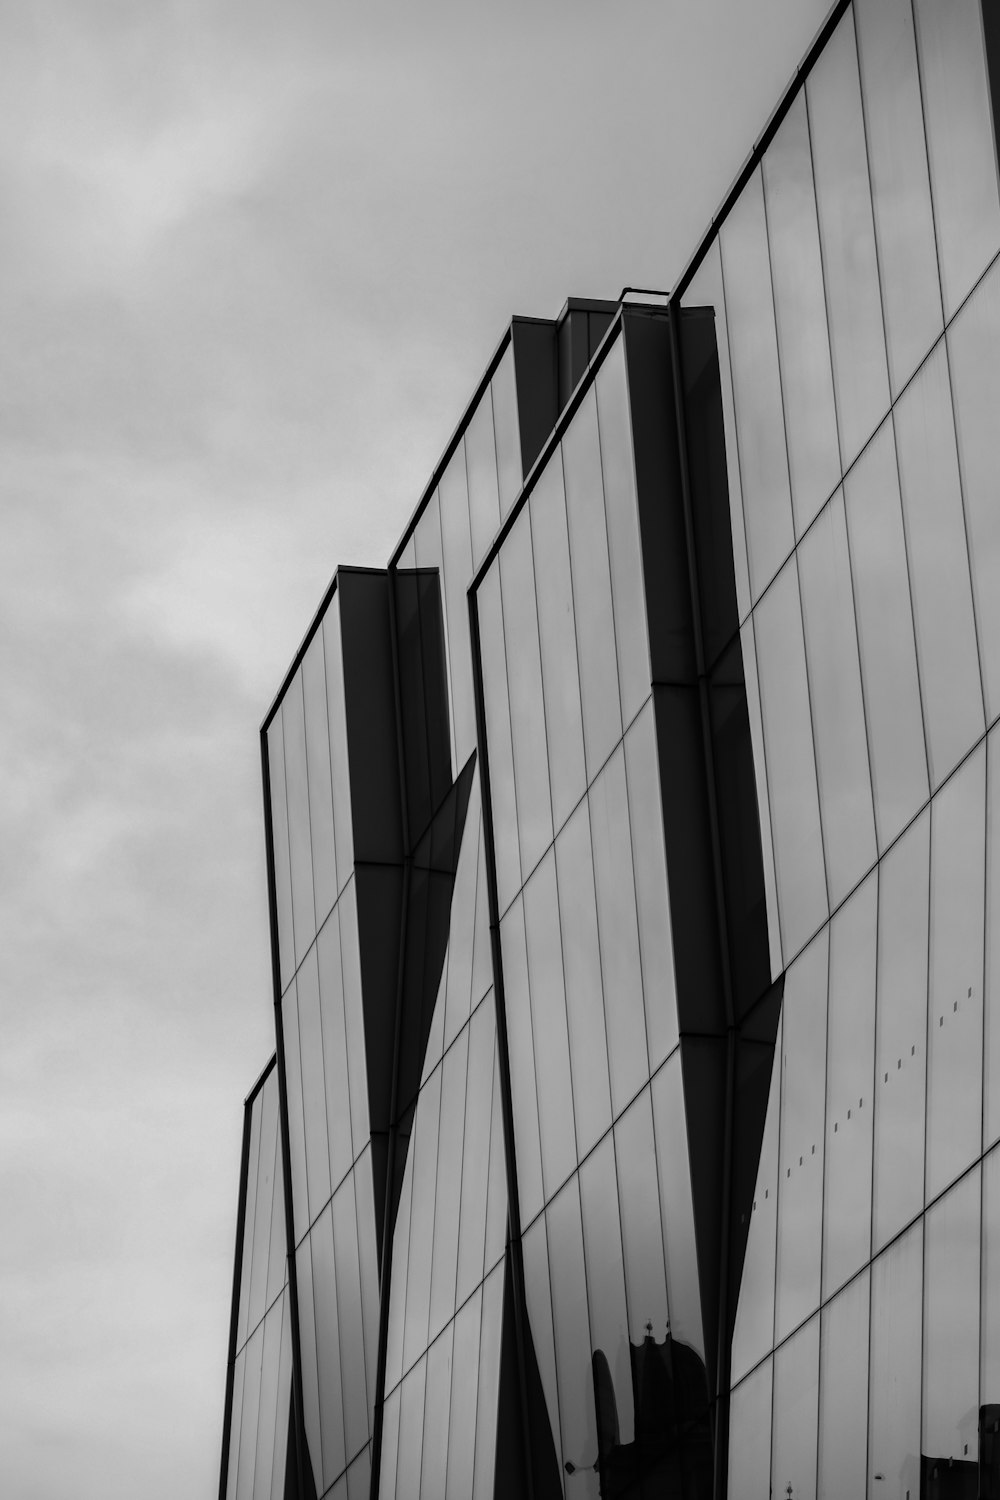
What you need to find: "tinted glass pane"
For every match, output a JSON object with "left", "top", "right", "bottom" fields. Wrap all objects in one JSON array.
[
  {"left": 310, "top": 1208, "right": 346, "bottom": 1487},
  {"left": 731, "top": 1017, "right": 780, "bottom": 1384},
  {"left": 500, "top": 508, "right": 552, "bottom": 883},
  {"left": 267, "top": 716, "right": 295, "bottom": 993},
  {"left": 728, "top": 1360, "right": 773, "bottom": 1500},
  {"left": 466, "top": 385, "right": 501, "bottom": 570},
  {"left": 445, "top": 1287, "right": 482, "bottom": 1500},
  {"left": 924, "top": 1167, "right": 981, "bottom": 1468},
  {"left": 443, "top": 784, "right": 479, "bottom": 1053},
  {"left": 772, "top": 1314, "right": 819, "bottom": 1500},
  {"left": 471, "top": 1264, "right": 504, "bottom": 1498},
  {"left": 753, "top": 556, "right": 827, "bottom": 963},
  {"left": 651, "top": 1051, "right": 704, "bottom": 1360},
  {"left": 237, "top": 1092, "right": 262, "bottom": 1348},
  {"left": 317, "top": 911, "right": 353, "bottom": 1191},
  {"left": 428, "top": 1026, "right": 468, "bottom": 1339},
  {"left": 823, "top": 873, "right": 876, "bottom": 1299},
  {"left": 927, "top": 744, "right": 985, "bottom": 1199},
  {"left": 283, "top": 675, "right": 315, "bottom": 967},
  {"left": 378, "top": 1385, "right": 400, "bottom": 1500},
  {"left": 873, "top": 810, "right": 929, "bottom": 1252},
  {"left": 798, "top": 491, "right": 876, "bottom": 909},
  {"left": 477, "top": 566, "right": 520, "bottom": 914},
  {"left": 547, "top": 1177, "right": 599, "bottom": 1500},
  {"left": 741, "top": 616, "right": 782, "bottom": 980},
  {"left": 402, "top": 1065, "right": 442, "bottom": 1374},
  {"left": 529, "top": 446, "right": 586, "bottom": 835},
  {"left": 491, "top": 343, "right": 521, "bottom": 520},
  {"left": 522, "top": 1216, "right": 561, "bottom": 1467},
  {"left": 614, "top": 1088, "right": 670, "bottom": 1350},
  {"left": 395, "top": 1358, "right": 427, "bottom": 1500},
  {"left": 555, "top": 801, "right": 612, "bottom": 1160},
  {"left": 296, "top": 947, "right": 331, "bottom": 1225},
  {"left": 949, "top": 256, "right": 1000, "bottom": 723},
  {"left": 562, "top": 388, "right": 623, "bottom": 778},
  {"left": 855, "top": 0, "right": 942, "bottom": 395},
  {"left": 455, "top": 997, "right": 494, "bottom": 1305},
  {"left": 499, "top": 897, "right": 543, "bottom": 1227},
  {"left": 915, "top": 0, "right": 1000, "bottom": 319},
  {"left": 323, "top": 599, "right": 354, "bottom": 881},
  {"left": 439, "top": 444, "right": 477, "bottom": 766},
  {"left": 579, "top": 1136, "right": 633, "bottom": 1444},
  {"left": 720, "top": 167, "right": 793, "bottom": 599},
  {"left": 843, "top": 418, "right": 928, "bottom": 851},
  {"left": 775, "top": 930, "right": 828, "bottom": 1341},
  {"left": 248, "top": 1079, "right": 279, "bottom": 1332},
  {"left": 523, "top": 850, "right": 577, "bottom": 1201},
  {"left": 280, "top": 980, "right": 309, "bottom": 1246},
  {"left": 419, "top": 1325, "right": 453, "bottom": 1500},
  {"left": 894, "top": 342, "right": 984, "bottom": 788},
  {"left": 294, "top": 1234, "right": 322, "bottom": 1493},
  {"left": 483, "top": 1038, "right": 507, "bottom": 1275},
  {"left": 590, "top": 747, "right": 650, "bottom": 1116},
  {"left": 623, "top": 702, "right": 679, "bottom": 1070},
  {"left": 236, "top": 1321, "right": 263, "bottom": 1500},
  {"left": 384, "top": 1145, "right": 412, "bottom": 1394},
  {"left": 807, "top": 10, "right": 890, "bottom": 468},
  {"left": 762, "top": 92, "right": 840, "bottom": 537},
  {"left": 355, "top": 1150, "right": 380, "bottom": 1424},
  {"left": 302, "top": 631, "right": 338, "bottom": 929},
  {"left": 264, "top": 1105, "right": 287, "bottom": 1313},
  {"left": 817, "top": 1270, "right": 869, "bottom": 1499},
  {"left": 269, "top": 1294, "right": 293, "bottom": 1500},
  {"left": 869, "top": 1223, "right": 923, "bottom": 1500},
  {"left": 338, "top": 881, "right": 370, "bottom": 1158},
  {"left": 596, "top": 334, "right": 651, "bottom": 727}
]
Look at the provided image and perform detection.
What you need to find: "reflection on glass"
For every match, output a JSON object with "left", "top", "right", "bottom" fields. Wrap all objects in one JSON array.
[
  {"left": 873, "top": 809, "right": 929, "bottom": 1251},
  {"left": 894, "top": 342, "right": 984, "bottom": 788},
  {"left": 466, "top": 385, "right": 501, "bottom": 570},
  {"left": 772, "top": 1314, "right": 819, "bottom": 1500},
  {"left": 651, "top": 1052, "right": 704, "bottom": 1361},
  {"left": 523, "top": 851, "right": 577, "bottom": 1201},
  {"left": 491, "top": 343, "right": 522, "bottom": 520},
  {"left": 596, "top": 334, "right": 651, "bottom": 728},
  {"left": 843, "top": 419, "right": 928, "bottom": 851},
  {"left": 555, "top": 801, "right": 612, "bottom": 1161},
  {"left": 798, "top": 492, "right": 876, "bottom": 909},
  {"left": 562, "top": 387, "right": 624, "bottom": 779},
  {"left": 590, "top": 747, "right": 650, "bottom": 1116},
  {"left": 719, "top": 167, "right": 793, "bottom": 600},
  {"left": 580, "top": 1136, "right": 633, "bottom": 1443},
  {"left": 728, "top": 1359, "right": 772, "bottom": 1500},
  {"left": 914, "top": 0, "right": 1000, "bottom": 319},
  {"left": 753, "top": 556, "right": 827, "bottom": 963},
  {"left": 500, "top": 508, "right": 552, "bottom": 883},
  {"left": 823, "top": 873, "right": 876, "bottom": 1299},
  {"left": 817, "top": 1270, "right": 869, "bottom": 1499},
  {"left": 775, "top": 930, "right": 828, "bottom": 1341},
  {"left": 267, "top": 715, "right": 295, "bottom": 993},
  {"left": 762, "top": 92, "right": 840, "bottom": 538},
  {"left": 547, "top": 1176, "right": 600, "bottom": 1500},
  {"left": 499, "top": 898, "right": 543, "bottom": 1227},
  {"left": 477, "top": 566, "right": 520, "bottom": 915},
  {"left": 446, "top": 1287, "right": 482, "bottom": 1500},
  {"left": 624, "top": 702, "right": 679, "bottom": 1070},
  {"left": 530, "top": 446, "right": 586, "bottom": 835},
  {"left": 439, "top": 443, "right": 477, "bottom": 765},
  {"left": 807, "top": 10, "right": 889, "bottom": 469},
  {"left": 731, "top": 1017, "right": 780, "bottom": 1385},
  {"left": 522, "top": 1214, "right": 562, "bottom": 1471},
  {"left": 302, "top": 630, "right": 338, "bottom": 928},
  {"left": 295, "top": 1234, "right": 323, "bottom": 1493},
  {"left": 419, "top": 1324, "right": 453, "bottom": 1500},
  {"left": 869, "top": 1222, "right": 922, "bottom": 1500},
  {"left": 949, "top": 257, "right": 1000, "bottom": 723},
  {"left": 855, "top": 0, "right": 942, "bottom": 395},
  {"left": 923, "top": 1168, "right": 981, "bottom": 1474},
  {"left": 926, "top": 745, "right": 985, "bottom": 1199}
]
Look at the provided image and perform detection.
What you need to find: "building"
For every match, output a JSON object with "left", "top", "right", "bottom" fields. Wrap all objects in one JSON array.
[{"left": 218, "top": 2, "right": 1000, "bottom": 1496}]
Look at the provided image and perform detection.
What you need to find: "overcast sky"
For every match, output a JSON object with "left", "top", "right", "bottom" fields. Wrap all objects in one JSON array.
[{"left": 1, "top": 2, "right": 830, "bottom": 1495}]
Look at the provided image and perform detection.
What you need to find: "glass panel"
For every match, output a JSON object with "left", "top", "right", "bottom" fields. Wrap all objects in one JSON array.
[
  {"left": 873, "top": 809, "right": 929, "bottom": 1252},
  {"left": 438, "top": 441, "right": 477, "bottom": 765},
  {"left": 378, "top": 1384, "right": 400, "bottom": 1500},
  {"left": 590, "top": 746, "right": 650, "bottom": 1117},
  {"left": 623, "top": 702, "right": 679, "bottom": 1070},
  {"left": 267, "top": 716, "right": 295, "bottom": 994},
  {"left": 731, "top": 1017, "right": 780, "bottom": 1385},
  {"left": 338, "top": 881, "right": 369, "bottom": 1161},
  {"left": 555, "top": 800, "right": 612, "bottom": 1162},
  {"left": 775, "top": 929, "right": 828, "bottom": 1341},
  {"left": 283, "top": 674, "right": 315, "bottom": 967},
  {"left": 523, "top": 850, "right": 577, "bottom": 1202},
  {"left": 923, "top": 1167, "right": 981, "bottom": 1470},
  {"left": 483, "top": 1037, "right": 508, "bottom": 1275},
  {"left": 869, "top": 1222, "right": 923, "bottom": 1500},
  {"left": 491, "top": 342, "right": 521, "bottom": 520},
  {"left": 470, "top": 818, "right": 493, "bottom": 1010},
  {"left": 650, "top": 1050, "right": 704, "bottom": 1360},
  {"left": 562, "top": 388, "right": 623, "bottom": 779},
  {"left": 294, "top": 1235, "right": 322, "bottom": 1494},
  {"left": 741, "top": 615, "right": 782, "bottom": 979},
  {"left": 817, "top": 1269, "right": 869, "bottom": 1499},
  {"left": 983, "top": 1147, "right": 1000, "bottom": 1407},
  {"left": 310, "top": 1208, "right": 346, "bottom": 1488},
  {"left": 443, "top": 782, "right": 480, "bottom": 1052},
  {"left": 238, "top": 1092, "right": 263, "bottom": 1348},
  {"left": 579, "top": 1136, "right": 634, "bottom": 1445},
  {"left": 719, "top": 166, "right": 793, "bottom": 599},
  {"left": 522, "top": 1214, "right": 562, "bottom": 1467},
  {"left": 466, "top": 384, "right": 501, "bottom": 570},
  {"left": 296, "top": 946, "right": 331, "bottom": 1226},
  {"left": 728, "top": 1360, "right": 772, "bottom": 1500},
  {"left": 499, "top": 897, "right": 543, "bottom": 1228},
  {"left": 471, "top": 1264, "right": 504, "bottom": 1499},
  {"left": 772, "top": 1314, "right": 819, "bottom": 1500},
  {"left": 384, "top": 1145, "right": 412, "bottom": 1395},
  {"left": 280, "top": 980, "right": 309, "bottom": 1247},
  {"left": 596, "top": 334, "right": 651, "bottom": 727},
  {"left": 346, "top": 1448, "right": 370, "bottom": 1500},
  {"left": 798, "top": 491, "right": 876, "bottom": 909},
  {"left": 264, "top": 1104, "right": 287, "bottom": 1311},
  {"left": 529, "top": 455, "right": 586, "bottom": 835},
  {"left": 302, "top": 630, "right": 338, "bottom": 929},
  {"left": 761, "top": 92, "right": 840, "bottom": 537},
  {"left": 446, "top": 1287, "right": 482, "bottom": 1500},
  {"left": 894, "top": 341, "right": 984, "bottom": 788},
  {"left": 323, "top": 597, "right": 354, "bottom": 882},
  {"left": 395, "top": 1358, "right": 427, "bottom": 1500},
  {"left": 456, "top": 998, "right": 495, "bottom": 1305},
  {"left": 926, "top": 744, "right": 986, "bottom": 1199},
  {"left": 335, "top": 1173, "right": 371, "bottom": 1461},
  {"left": 236, "top": 1321, "right": 263, "bottom": 1500},
  {"left": 547, "top": 1176, "right": 599, "bottom": 1499},
  {"left": 226, "top": 1347, "right": 245, "bottom": 1500},
  {"left": 843, "top": 418, "right": 928, "bottom": 852},
  {"left": 477, "top": 565, "right": 520, "bottom": 915},
  {"left": 354, "top": 1150, "right": 380, "bottom": 1424},
  {"left": 949, "top": 256, "right": 1000, "bottom": 724},
  {"left": 823, "top": 873, "right": 877, "bottom": 1300},
  {"left": 614, "top": 1090, "right": 671, "bottom": 1410},
  {"left": 914, "top": 0, "right": 1000, "bottom": 319},
  {"left": 753, "top": 555, "right": 827, "bottom": 963},
  {"left": 855, "top": 0, "right": 942, "bottom": 395},
  {"left": 248, "top": 1079, "right": 278, "bottom": 1332},
  {"left": 500, "top": 507, "right": 552, "bottom": 883},
  {"left": 402, "top": 1065, "right": 443, "bottom": 1375},
  {"left": 317, "top": 913, "right": 353, "bottom": 1193},
  {"left": 269, "top": 1294, "right": 293, "bottom": 1500},
  {"left": 807, "top": 9, "right": 890, "bottom": 469},
  {"left": 428, "top": 1026, "right": 469, "bottom": 1340},
  {"left": 989, "top": 730, "right": 1000, "bottom": 1150},
  {"left": 420, "top": 1325, "right": 453, "bottom": 1500}
]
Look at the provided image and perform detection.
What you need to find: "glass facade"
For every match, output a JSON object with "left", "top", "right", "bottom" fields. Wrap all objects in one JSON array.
[{"left": 218, "top": 4, "right": 1000, "bottom": 1496}]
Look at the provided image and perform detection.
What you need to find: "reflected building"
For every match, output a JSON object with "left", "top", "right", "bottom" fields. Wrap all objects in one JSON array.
[{"left": 218, "top": 3, "right": 1000, "bottom": 1497}]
